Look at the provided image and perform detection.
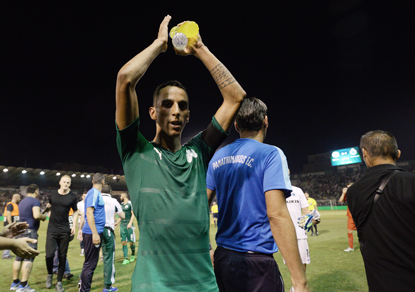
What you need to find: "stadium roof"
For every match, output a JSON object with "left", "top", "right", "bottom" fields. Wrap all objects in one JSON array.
[{"left": 0, "top": 166, "right": 127, "bottom": 191}]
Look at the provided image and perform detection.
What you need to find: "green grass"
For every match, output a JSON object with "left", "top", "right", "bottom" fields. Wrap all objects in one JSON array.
[{"left": 0, "top": 210, "right": 368, "bottom": 291}]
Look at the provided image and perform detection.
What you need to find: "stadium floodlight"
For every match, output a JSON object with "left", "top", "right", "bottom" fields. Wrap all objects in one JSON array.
[
  {"left": 72, "top": 174, "right": 76, "bottom": 177},
  {"left": 56, "top": 172, "right": 61, "bottom": 176},
  {"left": 86, "top": 174, "right": 91, "bottom": 178},
  {"left": 81, "top": 174, "right": 85, "bottom": 178},
  {"left": 22, "top": 170, "right": 27, "bottom": 174},
  {"left": 113, "top": 176, "right": 117, "bottom": 180},
  {"left": 3, "top": 168, "right": 9, "bottom": 172},
  {"left": 40, "top": 171, "right": 45, "bottom": 175}
]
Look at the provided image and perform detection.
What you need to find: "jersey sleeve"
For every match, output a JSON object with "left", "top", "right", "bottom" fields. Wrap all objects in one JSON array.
[
  {"left": 77, "top": 202, "right": 83, "bottom": 214},
  {"left": 7, "top": 204, "right": 14, "bottom": 212},
  {"left": 114, "top": 199, "right": 122, "bottom": 214},
  {"left": 33, "top": 199, "right": 41, "bottom": 208},
  {"left": 263, "top": 147, "right": 292, "bottom": 197},
  {"left": 72, "top": 196, "right": 78, "bottom": 212},
  {"left": 116, "top": 117, "right": 149, "bottom": 164},
  {"left": 85, "top": 191, "right": 95, "bottom": 209}
]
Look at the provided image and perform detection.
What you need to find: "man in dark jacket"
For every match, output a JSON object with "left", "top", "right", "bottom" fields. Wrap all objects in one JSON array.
[{"left": 347, "top": 130, "right": 415, "bottom": 292}]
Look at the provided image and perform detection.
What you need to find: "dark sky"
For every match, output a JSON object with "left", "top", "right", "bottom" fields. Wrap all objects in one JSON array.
[{"left": 1, "top": 1, "right": 414, "bottom": 173}]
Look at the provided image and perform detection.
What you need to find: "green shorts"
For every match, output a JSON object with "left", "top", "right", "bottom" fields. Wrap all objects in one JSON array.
[{"left": 120, "top": 225, "right": 136, "bottom": 242}]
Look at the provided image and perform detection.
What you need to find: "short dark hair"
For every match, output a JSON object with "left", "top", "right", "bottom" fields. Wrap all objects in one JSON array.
[
  {"left": 153, "top": 80, "right": 188, "bottom": 106},
  {"left": 360, "top": 130, "right": 399, "bottom": 160},
  {"left": 102, "top": 184, "right": 111, "bottom": 194},
  {"left": 27, "top": 184, "right": 39, "bottom": 194},
  {"left": 235, "top": 97, "right": 267, "bottom": 132},
  {"left": 92, "top": 173, "right": 105, "bottom": 185}
]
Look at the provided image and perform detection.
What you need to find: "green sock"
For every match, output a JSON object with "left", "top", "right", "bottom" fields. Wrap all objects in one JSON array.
[
  {"left": 123, "top": 245, "right": 128, "bottom": 258},
  {"left": 131, "top": 244, "right": 135, "bottom": 255}
]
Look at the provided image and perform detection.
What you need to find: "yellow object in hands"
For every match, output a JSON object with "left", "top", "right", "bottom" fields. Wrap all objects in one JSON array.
[{"left": 170, "top": 21, "right": 199, "bottom": 50}]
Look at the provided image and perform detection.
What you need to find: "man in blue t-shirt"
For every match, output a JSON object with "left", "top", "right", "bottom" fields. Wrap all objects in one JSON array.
[
  {"left": 206, "top": 98, "right": 309, "bottom": 292},
  {"left": 10, "top": 184, "right": 47, "bottom": 291},
  {"left": 78, "top": 173, "right": 106, "bottom": 292}
]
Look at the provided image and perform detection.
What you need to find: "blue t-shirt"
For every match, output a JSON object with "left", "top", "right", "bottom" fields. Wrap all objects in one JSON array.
[
  {"left": 206, "top": 138, "right": 292, "bottom": 254},
  {"left": 82, "top": 188, "right": 105, "bottom": 234},
  {"left": 19, "top": 196, "right": 41, "bottom": 231}
]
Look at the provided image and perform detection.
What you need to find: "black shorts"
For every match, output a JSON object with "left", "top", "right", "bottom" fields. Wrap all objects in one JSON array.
[
  {"left": 214, "top": 246, "right": 284, "bottom": 292},
  {"left": 15, "top": 229, "right": 38, "bottom": 262},
  {"left": 213, "top": 213, "right": 218, "bottom": 219}
]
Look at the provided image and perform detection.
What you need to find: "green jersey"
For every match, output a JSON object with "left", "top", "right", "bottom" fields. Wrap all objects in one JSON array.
[
  {"left": 121, "top": 201, "right": 133, "bottom": 226},
  {"left": 116, "top": 117, "right": 221, "bottom": 292}
]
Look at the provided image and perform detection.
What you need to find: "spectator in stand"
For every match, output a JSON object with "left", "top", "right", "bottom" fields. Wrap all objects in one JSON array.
[
  {"left": 304, "top": 192, "right": 318, "bottom": 236},
  {"left": 2, "top": 193, "right": 21, "bottom": 259}
]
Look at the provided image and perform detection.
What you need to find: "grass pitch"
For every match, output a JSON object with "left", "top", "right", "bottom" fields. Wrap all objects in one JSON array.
[{"left": 0, "top": 210, "right": 368, "bottom": 291}]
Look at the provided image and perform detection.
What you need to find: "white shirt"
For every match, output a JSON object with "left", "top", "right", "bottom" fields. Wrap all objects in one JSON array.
[
  {"left": 286, "top": 186, "right": 309, "bottom": 239},
  {"left": 102, "top": 193, "right": 123, "bottom": 230},
  {"left": 77, "top": 200, "right": 85, "bottom": 223},
  {"left": 77, "top": 200, "right": 85, "bottom": 215}
]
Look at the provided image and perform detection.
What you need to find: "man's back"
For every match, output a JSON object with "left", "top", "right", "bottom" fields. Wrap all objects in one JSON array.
[
  {"left": 348, "top": 164, "right": 415, "bottom": 291},
  {"left": 207, "top": 138, "right": 291, "bottom": 254},
  {"left": 102, "top": 194, "right": 122, "bottom": 230}
]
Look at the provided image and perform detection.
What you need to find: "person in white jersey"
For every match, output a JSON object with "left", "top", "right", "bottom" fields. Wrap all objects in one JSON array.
[
  {"left": 285, "top": 184, "right": 311, "bottom": 292},
  {"left": 101, "top": 184, "right": 125, "bottom": 292}
]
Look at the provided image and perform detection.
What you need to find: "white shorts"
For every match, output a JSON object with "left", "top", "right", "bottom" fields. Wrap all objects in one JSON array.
[{"left": 283, "top": 239, "right": 310, "bottom": 265}]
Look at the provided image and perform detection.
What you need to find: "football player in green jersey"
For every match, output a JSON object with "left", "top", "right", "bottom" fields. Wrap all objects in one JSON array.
[
  {"left": 115, "top": 192, "right": 136, "bottom": 265},
  {"left": 115, "top": 15, "right": 246, "bottom": 292}
]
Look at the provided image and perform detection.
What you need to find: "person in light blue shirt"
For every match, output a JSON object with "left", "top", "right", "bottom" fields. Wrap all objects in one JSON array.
[
  {"left": 206, "top": 98, "right": 309, "bottom": 292},
  {"left": 78, "top": 173, "right": 106, "bottom": 292}
]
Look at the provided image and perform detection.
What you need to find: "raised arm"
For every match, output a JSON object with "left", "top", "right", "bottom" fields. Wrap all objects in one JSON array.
[
  {"left": 175, "top": 25, "right": 246, "bottom": 132},
  {"left": 265, "top": 190, "right": 309, "bottom": 292},
  {"left": 116, "top": 15, "right": 172, "bottom": 130},
  {"left": 196, "top": 49, "right": 246, "bottom": 132}
]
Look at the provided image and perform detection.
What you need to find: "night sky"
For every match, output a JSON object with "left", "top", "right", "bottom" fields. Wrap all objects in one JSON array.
[{"left": 1, "top": 1, "right": 414, "bottom": 173}]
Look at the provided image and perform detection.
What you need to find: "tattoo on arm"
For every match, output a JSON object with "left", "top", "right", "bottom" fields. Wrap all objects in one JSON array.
[{"left": 211, "top": 63, "right": 235, "bottom": 89}]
